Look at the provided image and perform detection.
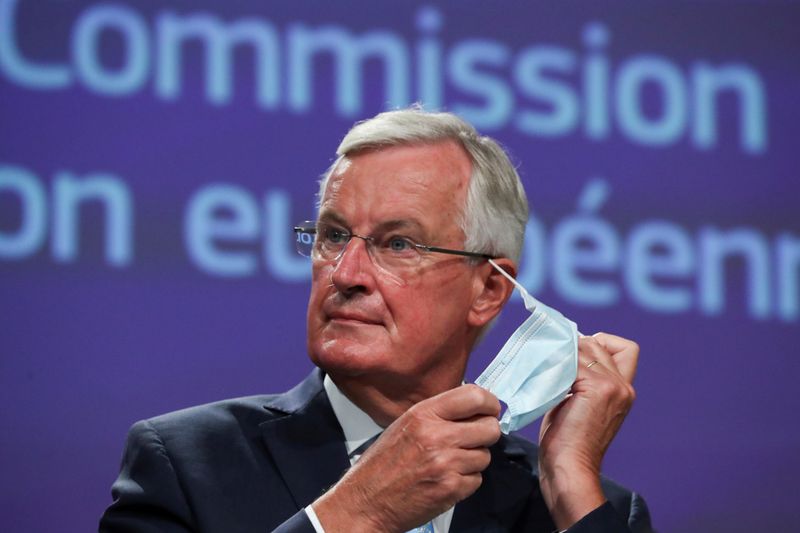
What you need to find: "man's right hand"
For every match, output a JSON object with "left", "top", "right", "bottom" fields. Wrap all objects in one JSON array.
[{"left": 311, "top": 384, "right": 502, "bottom": 533}]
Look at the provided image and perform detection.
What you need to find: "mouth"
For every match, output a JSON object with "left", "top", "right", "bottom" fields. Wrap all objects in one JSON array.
[{"left": 327, "top": 312, "right": 383, "bottom": 326}]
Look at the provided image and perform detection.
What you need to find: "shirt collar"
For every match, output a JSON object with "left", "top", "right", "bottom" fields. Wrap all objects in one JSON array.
[{"left": 323, "top": 374, "right": 384, "bottom": 457}]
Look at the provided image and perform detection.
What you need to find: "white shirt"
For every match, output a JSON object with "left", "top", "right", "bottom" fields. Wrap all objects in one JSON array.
[{"left": 305, "top": 375, "right": 455, "bottom": 532}]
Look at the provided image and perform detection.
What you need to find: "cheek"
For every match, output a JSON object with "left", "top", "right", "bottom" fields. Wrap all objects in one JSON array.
[
  {"left": 307, "top": 265, "right": 332, "bottom": 320},
  {"left": 389, "top": 282, "right": 464, "bottom": 336},
  {"left": 311, "top": 261, "right": 332, "bottom": 283}
]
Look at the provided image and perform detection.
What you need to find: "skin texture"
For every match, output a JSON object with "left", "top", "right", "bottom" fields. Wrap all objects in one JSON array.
[
  {"left": 538, "top": 334, "right": 639, "bottom": 529},
  {"left": 307, "top": 141, "right": 639, "bottom": 532},
  {"left": 306, "top": 141, "right": 515, "bottom": 426}
]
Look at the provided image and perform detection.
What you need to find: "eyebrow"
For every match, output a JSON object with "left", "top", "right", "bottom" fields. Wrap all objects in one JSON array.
[
  {"left": 375, "top": 219, "right": 426, "bottom": 236},
  {"left": 317, "top": 211, "right": 348, "bottom": 227},
  {"left": 317, "top": 212, "right": 430, "bottom": 240}
]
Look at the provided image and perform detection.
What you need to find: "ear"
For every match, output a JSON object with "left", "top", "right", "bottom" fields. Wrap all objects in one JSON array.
[{"left": 467, "top": 258, "right": 517, "bottom": 328}]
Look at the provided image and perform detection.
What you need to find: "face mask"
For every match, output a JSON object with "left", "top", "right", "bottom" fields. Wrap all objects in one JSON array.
[{"left": 475, "top": 259, "right": 579, "bottom": 433}]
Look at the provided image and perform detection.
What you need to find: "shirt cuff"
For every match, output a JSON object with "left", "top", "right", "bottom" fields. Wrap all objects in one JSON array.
[{"left": 305, "top": 505, "right": 326, "bottom": 533}]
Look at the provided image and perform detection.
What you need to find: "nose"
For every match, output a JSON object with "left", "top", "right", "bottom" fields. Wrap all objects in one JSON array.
[{"left": 329, "top": 235, "right": 376, "bottom": 296}]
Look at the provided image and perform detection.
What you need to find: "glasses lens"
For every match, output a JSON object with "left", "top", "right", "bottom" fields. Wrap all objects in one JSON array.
[
  {"left": 294, "top": 221, "right": 316, "bottom": 257},
  {"left": 293, "top": 221, "right": 429, "bottom": 276},
  {"left": 314, "top": 222, "right": 353, "bottom": 261},
  {"left": 371, "top": 234, "right": 422, "bottom": 272}
]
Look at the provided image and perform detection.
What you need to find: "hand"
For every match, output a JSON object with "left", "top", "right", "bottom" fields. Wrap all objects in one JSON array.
[
  {"left": 538, "top": 332, "right": 639, "bottom": 529},
  {"left": 312, "top": 384, "right": 502, "bottom": 533}
]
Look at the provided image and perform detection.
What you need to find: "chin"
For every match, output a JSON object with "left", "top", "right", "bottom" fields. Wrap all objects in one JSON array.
[{"left": 308, "top": 336, "right": 388, "bottom": 377}]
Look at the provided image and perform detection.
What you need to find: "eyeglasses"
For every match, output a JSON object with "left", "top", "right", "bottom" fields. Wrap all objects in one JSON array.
[{"left": 293, "top": 220, "right": 494, "bottom": 274}]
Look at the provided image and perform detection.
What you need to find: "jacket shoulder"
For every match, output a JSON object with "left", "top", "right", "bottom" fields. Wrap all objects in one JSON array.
[{"left": 138, "top": 369, "right": 326, "bottom": 446}]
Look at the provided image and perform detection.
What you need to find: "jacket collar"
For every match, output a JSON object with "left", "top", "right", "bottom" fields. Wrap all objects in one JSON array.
[{"left": 258, "top": 369, "right": 351, "bottom": 508}]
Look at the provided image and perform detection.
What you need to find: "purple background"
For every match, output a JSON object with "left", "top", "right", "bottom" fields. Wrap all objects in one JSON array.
[{"left": 1, "top": 1, "right": 799, "bottom": 531}]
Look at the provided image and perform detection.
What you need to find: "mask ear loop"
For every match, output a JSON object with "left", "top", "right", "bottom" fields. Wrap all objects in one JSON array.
[
  {"left": 488, "top": 259, "right": 585, "bottom": 337},
  {"left": 488, "top": 259, "right": 537, "bottom": 311}
]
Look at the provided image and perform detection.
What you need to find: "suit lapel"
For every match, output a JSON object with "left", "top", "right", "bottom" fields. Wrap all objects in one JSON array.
[
  {"left": 258, "top": 369, "right": 351, "bottom": 509},
  {"left": 451, "top": 435, "right": 552, "bottom": 532}
]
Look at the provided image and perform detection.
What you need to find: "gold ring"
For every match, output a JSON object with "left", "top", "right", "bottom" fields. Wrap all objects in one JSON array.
[{"left": 586, "top": 360, "right": 600, "bottom": 369}]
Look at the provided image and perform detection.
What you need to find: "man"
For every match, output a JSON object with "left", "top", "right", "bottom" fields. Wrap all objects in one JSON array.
[{"left": 101, "top": 109, "right": 652, "bottom": 532}]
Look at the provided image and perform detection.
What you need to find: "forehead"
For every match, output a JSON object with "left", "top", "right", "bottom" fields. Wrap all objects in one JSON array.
[{"left": 320, "top": 141, "right": 472, "bottom": 236}]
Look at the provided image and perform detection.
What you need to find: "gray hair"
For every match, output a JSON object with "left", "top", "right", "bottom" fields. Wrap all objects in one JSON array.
[{"left": 318, "top": 108, "right": 529, "bottom": 264}]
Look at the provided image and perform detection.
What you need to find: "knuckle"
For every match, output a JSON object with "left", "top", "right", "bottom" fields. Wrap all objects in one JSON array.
[
  {"left": 596, "top": 379, "right": 616, "bottom": 397},
  {"left": 609, "top": 381, "right": 636, "bottom": 406},
  {"left": 429, "top": 451, "right": 449, "bottom": 473}
]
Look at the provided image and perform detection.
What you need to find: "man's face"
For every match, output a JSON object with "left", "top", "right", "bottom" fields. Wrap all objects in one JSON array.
[{"left": 306, "top": 141, "right": 483, "bottom": 397}]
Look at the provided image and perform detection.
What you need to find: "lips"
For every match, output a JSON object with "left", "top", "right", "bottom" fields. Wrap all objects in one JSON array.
[{"left": 327, "top": 311, "right": 383, "bottom": 325}]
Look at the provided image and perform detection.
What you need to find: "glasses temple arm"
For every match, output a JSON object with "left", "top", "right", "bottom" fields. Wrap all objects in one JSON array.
[{"left": 423, "top": 245, "right": 495, "bottom": 259}]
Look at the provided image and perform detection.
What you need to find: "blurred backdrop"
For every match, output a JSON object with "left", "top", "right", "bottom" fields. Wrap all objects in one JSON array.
[{"left": 1, "top": 1, "right": 798, "bottom": 531}]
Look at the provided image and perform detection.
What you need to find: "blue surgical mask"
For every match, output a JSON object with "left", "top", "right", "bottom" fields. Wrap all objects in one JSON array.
[{"left": 475, "top": 260, "right": 579, "bottom": 433}]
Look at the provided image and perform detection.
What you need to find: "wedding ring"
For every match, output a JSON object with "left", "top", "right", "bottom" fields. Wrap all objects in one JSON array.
[{"left": 586, "top": 360, "right": 600, "bottom": 369}]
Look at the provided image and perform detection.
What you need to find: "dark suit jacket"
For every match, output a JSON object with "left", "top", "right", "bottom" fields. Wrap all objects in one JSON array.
[{"left": 100, "top": 369, "right": 653, "bottom": 532}]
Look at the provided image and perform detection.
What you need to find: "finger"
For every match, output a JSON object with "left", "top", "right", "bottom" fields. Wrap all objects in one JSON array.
[
  {"left": 577, "top": 352, "right": 611, "bottom": 383},
  {"left": 451, "top": 448, "right": 493, "bottom": 475},
  {"left": 447, "top": 415, "right": 501, "bottom": 449},
  {"left": 592, "top": 332, "right": 639, "bottom": 383},
  {"left": 429, "top": 384, "right": 501, "bottom": 421},
  {"left": 454, "top": 472, "right": 483, "bottom": 502},
  {"left": 578, "top": 336, "right": 618, "bottom": 375},
  {"left": 576, "top": 350, "right": 637, "bottom": 407}
]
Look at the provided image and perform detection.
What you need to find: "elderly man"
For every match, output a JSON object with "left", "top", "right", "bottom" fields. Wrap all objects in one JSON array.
[{"left": 101, "top": 109, "right": 652, "bottom": 532}]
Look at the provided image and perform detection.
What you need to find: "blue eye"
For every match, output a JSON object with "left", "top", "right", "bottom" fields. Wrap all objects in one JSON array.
[{"left": 388, "top": 236, "right": 412, "bottom": 252}]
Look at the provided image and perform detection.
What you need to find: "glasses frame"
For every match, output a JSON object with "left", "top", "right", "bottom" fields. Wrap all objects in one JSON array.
[{"left": 293, "top": 221, "right": 495, "bottom": 263}]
